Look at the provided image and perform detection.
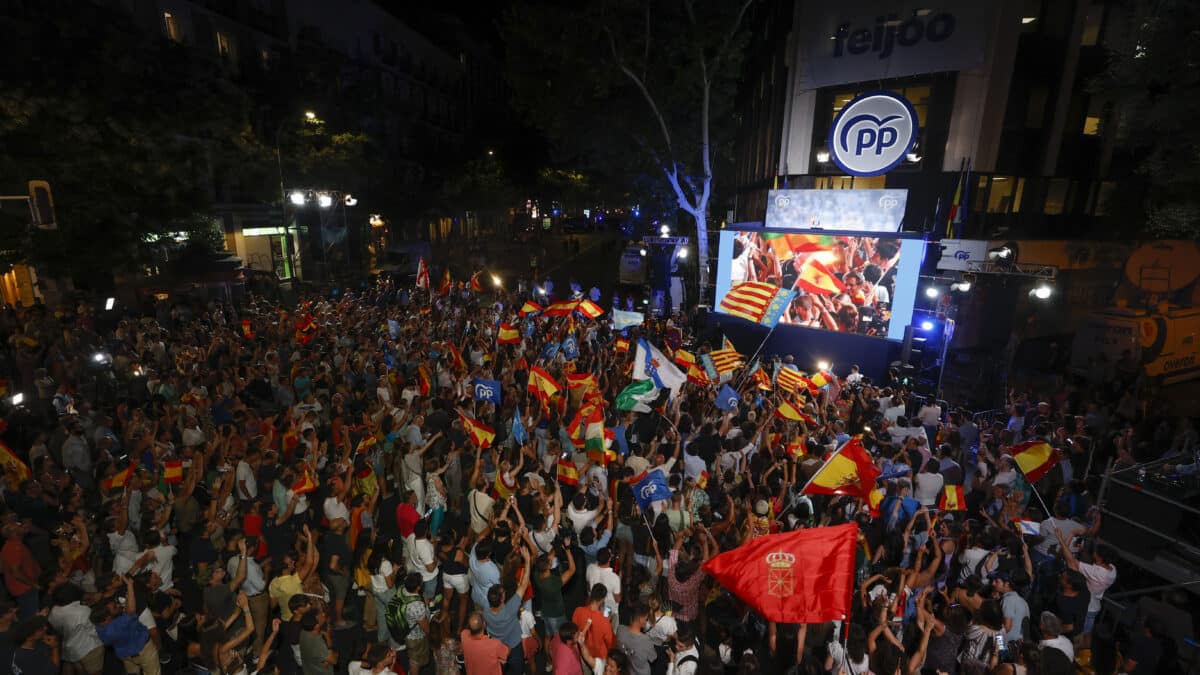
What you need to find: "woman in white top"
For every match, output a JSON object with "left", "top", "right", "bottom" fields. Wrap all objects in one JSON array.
[
  {"left": 913, "top": 460, "right": 946, "bottom": 507},
  {"left": 825, "top": 624, "right": 870, "bottom": 675},
  {"left": 368, "top": 543, "right": 401, "bottom": 647}
]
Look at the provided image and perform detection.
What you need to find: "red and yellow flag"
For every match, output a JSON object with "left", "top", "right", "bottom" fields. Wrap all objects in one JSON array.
[
  {"left": 0, "top": 440, "right": 32, "bottom": 484},
  {"left": 775, "top": 399, "right": 816, "bottom": 427},
  {"left": 776, "top": 367, "right": 805, "bottom": 393},
  {"left": 497, "top": 323, "right": 521, "bottom": 344},
  {"left": 543, "top": 300, "right": 579, "bottom": 317},
  {"left": 102, "top": 464, "right": 135, "bottom": 492},
  {"left": 458, "top": 413, "right": 496, "bottom": 449},
  {"left": 520, "top": 301, "right": 542, "bottom": 316},
  {"left": 1009, "top": 440, "right": 1059, "bottom": 482},
  {"left": 939, "top": 484, "right": 966, "bottom": 511},
  {"left": 697, "top": 470, "right": 710, "bottom": 489},
  {"left": 293, "top": 467, "right": 318, "bottom": 494},
  {"left": 240, "top": 319, "right": 255, "bottom": 340},
  {"left": 753, "top": 368, "right": 774, "bottom": 391},
  {"left": 787, "top": 436, "right": 808, "bottom": 459},
  {"left": 557, "top": 458, "right": 579, "bottom": 486},
  {"left": 802, "top": 437, "right": 880, "bottom": 500},
  {"left": 527, "top": 366, "right": 560, "bottom": 407},
  {"left": 439, "top": 268, "right": 452, "bottom": 295},
  {"left": 163, "top": 460, "right": 183, "bottom": 484},
  {"left": 577, "top": 299, "right": 606, "bottom": 319},
  {"left": 445, "top": 341, "right": 467, "bottom": 372},
  {"left": 567, "top": 372, "right": 598, "bottom": 393},
  {"left": 417, "top": 364, "right": 432, "bottom": 396},
  {"left": 470, "top": 272, "right": 484, "bottom": 292},
  {"left": 795, "top": 258, "right": 847, "bottom": 295},
  {"left": 615, "top": 337, "right": 629, "bottom": 353}
]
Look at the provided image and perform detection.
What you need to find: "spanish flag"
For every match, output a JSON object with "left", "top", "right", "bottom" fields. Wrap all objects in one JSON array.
[
  {"left": 673, "top": 349, "right": 697, "bottom": 369},
  {"left": 577, "top": 299, "right": 606, "bottom": 319},
  {"left": 0, "top": 440, "right": 31, "bottom": 484},
  {"left": 1009, "top": 440, "right": 1059, "bottom": 482},
  {"left": 795, "top": 258, "right": 847, "bottom": 296},
  {"left": 520, "top": 301, "right": 542, "bottom": 316},
  {"left": 787, "top": 437, "right": 808, "bottom": 459},
  {"left": 615, "top": 337, "right": 629, "bottom": 353},
  {"left": 802, "top": 437, "right": 880, "bottom": 500},
  {"left": 557, "top": 458, "right": 579, "bottom": 486},
  {"left": 240, "top": 319, "right": 255, "bottom": 340},
  {"left": 293, "top": 467, "right": 318, "bottom": 494},
  {"left": 102, "top": 464, "right": 135, "bottom": 492},
  {"left": 567, "top": 373, "right": 598, "bottom": 393},
  {"left": 697, "top": 470, "right": 710, "bottom": 489},
  {"left": 163, "top": 460, "right": 183, "bottom": 484},
  {"left": 543, "top": 300, "right": 579, "bottom": 317},
  {"left": 810, "top": 371, "right": 833, "bottom": 389},
  {"left": 445, "top": 341, "right": 467, "bottom": 372},
  {"left": 294, "top": 313, "right": 317, "bottom": 345},
  {"left": 470, "top": 272, "right": 484, "bottom": 292},
  {"left": 775, "top": 399, "right": 816, "bottom": 427},
  {"left": 356, "top": 435, "right": 378, "bottom": 455},
  {"left": 459, "top": 412, "right": 496, "bottom": 449},
  {"left": 939, "top": 484, "right": 966, "bottom": 511},
  {"left": 417, "top": 364, "right": 432, "bottom": 396},
  {"left": 868, "top": 487, "right": 885, "bottom": 517},
  {"left": 527, "top": 366, "right": 560, "bottom": 407},
  {"left": 439, "top": 268, "right": 452, "bottom": 295},
  {"left": 497, "top": 323, "right": 521, "bottom": 344}
]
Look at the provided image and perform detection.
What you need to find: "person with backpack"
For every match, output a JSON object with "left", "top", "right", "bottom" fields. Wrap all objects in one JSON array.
[
  {"left": 387, "top": 573, "right": 431, "bottom": 673},
  {"left": 664, "top": 621, "right": 701, "bottom": 675}
]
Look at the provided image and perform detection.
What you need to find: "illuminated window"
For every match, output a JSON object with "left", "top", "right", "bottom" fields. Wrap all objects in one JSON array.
[
  {"left": 1012, "top": 178, "right": 1025, "bottom": 213},
  {"left": 819, "top": 175, "right": 886, "bottom": 190},
  {"left": 163, "top": 12, "right": 182, "bottom": 42},
  {"left": 987, "top": 177, "right": 1015, "bottom": 213},
  {"left": 1081, "top": 4, "right": 1104, "bottom": 46},
  {"left": 1044, "top": 178, "right": 1069, "bottom": 215},
  {"left": 216, "top": 31, "right": 233, "bottom": 59},
  {"left": 1082, "top": 116, "right": 1101, "bottom": 135}
]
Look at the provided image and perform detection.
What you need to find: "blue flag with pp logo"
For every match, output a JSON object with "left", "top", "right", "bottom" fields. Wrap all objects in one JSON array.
[
  {"left": 540, "top": 341, "right": 560, "bottom": 361},
  {"left": 632, "top": 471, "right": 671, "bottom": 512},
  {"left": 561, "top": 334, "right": 579, "bottom": 360},
  {"left": 472, "top": 378, "right": 501, "bottom": 405},
  {"left": 715, "top": 384, "right": 741, "bottom": 412}
]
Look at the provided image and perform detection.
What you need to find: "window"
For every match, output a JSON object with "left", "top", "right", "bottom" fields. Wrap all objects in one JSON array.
[
  {"left": 1082, "top": 97, "right": 1103, "bottom": 135},
  {"left": 1080, "top": 4, "right": 1105, "bottom": 46},
  {"left": 987, "top": 177, "right": 1016, "bottom": 213},
  {"left": 1044, "top": 178, "right": 1069, "bottom": 214},
  {"left": 163, "top": 12, "right": 182, "bottom": 42},
  {"left": 216, "top": 31, "right": 233, "bottom": 59},
  {"left": 818, "top": 175, "right": 886, "bottom": 190}
]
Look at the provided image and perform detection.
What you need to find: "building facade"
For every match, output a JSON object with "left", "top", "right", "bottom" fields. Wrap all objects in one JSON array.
[{"left": 733, "top": 0, "right": 1122, "bottom": 239}]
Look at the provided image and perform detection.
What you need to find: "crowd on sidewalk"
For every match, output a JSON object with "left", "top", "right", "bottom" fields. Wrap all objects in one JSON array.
[{"left": 0, "top": 278, "right": 1190, "bottom": 675}]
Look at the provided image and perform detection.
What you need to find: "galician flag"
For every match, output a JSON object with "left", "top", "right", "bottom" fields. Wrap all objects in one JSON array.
[
  {"left": 634, "top": 338, "right": 686, "bottom": 396},
  {"left": 615, "top": 380, "right": 658, "bottom": 413}
]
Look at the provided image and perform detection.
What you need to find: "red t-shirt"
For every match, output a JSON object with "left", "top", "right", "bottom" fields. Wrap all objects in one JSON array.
[
  {"left": 571, "top": 606, "right": 613, "bottom": 660},
  {"left": 461, "top": 629, "right": 509, "bottom": 675},
  {"left": 1, "top": 539, "right": 40, "bottom": 596},
  {"left": 396, "top": 503, "right": 419, "bottom": 538}
]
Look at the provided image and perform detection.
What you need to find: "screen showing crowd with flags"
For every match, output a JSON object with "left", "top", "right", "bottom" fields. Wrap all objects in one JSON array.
[{"left": 714, "top": 229, "right": 923, "bottom": 340}]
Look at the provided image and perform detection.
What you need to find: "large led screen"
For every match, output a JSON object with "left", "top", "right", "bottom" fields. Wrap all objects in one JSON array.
[{"left": 714, "top": 230, "right": 923, "bottom": 340}]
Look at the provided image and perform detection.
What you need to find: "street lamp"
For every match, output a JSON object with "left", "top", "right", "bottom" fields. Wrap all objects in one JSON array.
[
  {"left": 677, "top": 248, "right": 688, "bottom": 259},
  {"left": 317, "top": 193, "right": 334, "bottom": 208},
  {"left": 304, "top": 110, "right": 318, "bottom": 121},
  {"left": 491, "top": 274, "right": 502, "bottom": 287},
  {"left": 289, "top": 191, "right": 307, "bottom": 206}
]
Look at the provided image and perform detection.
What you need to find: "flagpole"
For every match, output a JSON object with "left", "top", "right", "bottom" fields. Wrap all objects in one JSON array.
[{"left": 1012, "top": 461, "right": 1054, "bottom": 518}]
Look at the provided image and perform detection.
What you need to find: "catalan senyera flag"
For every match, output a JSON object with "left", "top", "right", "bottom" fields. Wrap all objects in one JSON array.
[
  {"left": 557, "top": 458, "right": 580, "bottom": 486},
  {"left": 0, "top": 440, "right": 32, "bottom": 484},
  {"left": 102, "top": 464, "right": 135, "bottom": 492},
  {"left": 939, "top": 484, "right": 966, "bottom": 511},
  {"left": 615, "top": 337, "right": 629, "bottom": 353},
  {"left": 1009, "top": 440, "right": 1060, "bottom": 483},
  {"left": 293, "top": 467, "right": 318, "bottom": 494},
  {"left": 795, "top": 258, "right": 847, "bottom": 295},
  {"left": 802, "top": 437, "right": 880, "bottom": 501},
  {"left": 459, "top": 412, "right": 496, "bottom": 449},
  {"left": 776, "top": 367, "right": 805, "bottom": 393},
  {"left": 415, "top": 257, "right": 430, "bottom": 289},
  {"left": 710, "top": 347, "right": 743, "bottom": 375},
  {"left": 719, "top": 281, "right": 796, "bottom": 327},
  {"left": 470, "top": 272, "right": 484, "bottom": 292},
  {"left": 497, "top": 323, "right": 521, "bottom": 344},
  {"left": 240, "top": 319, "right": 255, "bottom": 340},
  {"left": 543, "top": 300, "right": 579, "bottom": 317},
  {"left": 520, "top": 300, "right": 542, "bottom": 316},
  {"left": 703, "top": 523, "right": 858, "bottom": 624},
  {"left": 163, "top": 460, "right": 183, "bottom": 484},
  {"left": 577, "top": 299, "right": 606, "bottom": 319},
  {"left": 439, "top": 267, "right": 452, "bottom": 295},
  {"left": 527, "top": 366, "right": 560, "bottom": 408}
]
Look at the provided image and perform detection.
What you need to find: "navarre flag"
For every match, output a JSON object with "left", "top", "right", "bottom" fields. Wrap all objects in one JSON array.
[
  {"left": 439, "top": 267, "right": 452, "bottom": 295},
  {"left": 795, "top": 258, "right": 847, "bottom": 295},
  {"left": 557, "top": 458, "right": 580, "bottom": 486},
  {"left": 470, "top": 272, "right": 484, "bottom": 292},
  {"left": 577, "top": 299, "right": 606, "bottom": 319},
  {"left": 1009, "top": 440, "right": 1060, "bottom": 483},
  {"left": 497, "top": 323, "right": 521, "bottom": 344},
  {"left": 240, "top": 319, "right": 255, "bottom": 340},
  {"left": 802, "top": 437, "right": 880, "bottom": 500},
  {"left": 703, "top": 523, "right": 858, "bottom": 624},
  {"left": 163, "top": 460, "right": 184, "bottom": 484},
  {"left": 632, "top": 471, "right": 671, "bottom": 511},
  {"left": 613, "top": 309, "right": 643, "bottom": 330},
  {"left": 543, "top": 300, "right": 579, "bottom": 317},
  {"left": 527, "top": 366, "right": 560, "bottom": 407},
  {"left": 718, "top": 281, "right": 796, "bottom": 327},
  {"left": 520, "top": 300, "right": 542, "bottom": 316},
  {"left": 715, "top": 384, "right": 741, "bottom": 412},
  {"left": 102, "top": 464, "right": 135, "bottom": 492},
  {"left": 472, "top": 378, "right": 502, "bottom": 405},
  {"left": 415, "top": 257, "right": 430, "bottom": 289},
  {"left": 293, "top": 468, "right": 318, "bottom": 494},
  {"left": 939, "top": 484, "right": 966, "bottom": 511},
  {"left": 0, "top": 440, "right": 32, "bottom": 484},
  {"left": 615, "top": 337, "right": 630, "bottom": 353},
  {"left": 635, "top": 339, "right": 686, "bottom": 396},
  {"left": 458, "top": 412, "right": 496, "bottom": 449},
  {"left": 615, "top": 380, "right": 659, "bottom": 413}
]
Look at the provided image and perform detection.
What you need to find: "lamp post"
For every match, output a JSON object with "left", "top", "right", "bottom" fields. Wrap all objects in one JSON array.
[{"left": 275, "top": 111, "right": 321, "bottom": 281}]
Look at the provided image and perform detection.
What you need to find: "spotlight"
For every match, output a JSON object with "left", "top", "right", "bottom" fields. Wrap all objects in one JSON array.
[
  {"left": 304, "top": 110, "right": 318, "bottom": 121},
  {"left": 10, "top": 393, "right": 23, "bottom": 406},
  {"left": 816, "top": 150, "right": 831, "bottom": 163},
  {"left": 659, "top": 224, "right": 670, "bottom": 236},
  {"left": 1033, "top": 285, "right": 1052, "bottom": 299},
  {"left": 816, "top": 360, "right": 830, "bottom": 372},
  {"left": 536, "top": 286, "right": 546, "bottom": 296},
  {"left": 951, "top": 281, "right": 971, "bottom": 292},
  {"left": 317, "top": 193, "right": 334, "bottom": 208},
  {"left": 289, "top": 191, "right": 306, "bottom": 206},
  {"left": 343, "top": 194, "right": 358, "bottom": 206},
  {"left": 920, "top": 320, "right": 935, "bottom": 331},
  {"left": 677, "top": 248, "right": 688, "bottom": 259},
  {"left": 105, "top": 297, "right": 115, "bottom": 311},
  {"left": 988, "top": 246, "right": 1013, "bottom": 260},
  {"left": 491, "top": 275, "right": 502, "bottom": 287},
  {"left": 906, "top": 151, "right": 922, "bottom": 163},
  {"left": 639, "top": 248, "right": 647, "bottom": 257},
  {"left": 642, "top": 299, "right": 649, "bottom": 305},
  {"left": 925, "top": 287, "right": 940, "bottom": 298}
]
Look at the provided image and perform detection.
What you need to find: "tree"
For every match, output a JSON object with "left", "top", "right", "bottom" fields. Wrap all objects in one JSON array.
[
  {"left": 1094, "top": 0, "right": 1200, "bottom": 238},
  {"left": 503, "top": 0, "right": 754, "bottom": 300}
]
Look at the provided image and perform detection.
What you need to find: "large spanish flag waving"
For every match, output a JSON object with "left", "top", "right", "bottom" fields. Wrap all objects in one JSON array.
[
  {"left": 497, "top": 323, "right": 521, "bottom": 344},
  {"left": 458, "top": 412, "right": 496, "bottom": 449},
  {"left": 939, "top": 484, "right": 966, "bottom": 511},
  {"left": 527, "top": 366, "right": 560, "bottom": 408},
  {"left": 1009, "top": 440, "right": 1059, "bottom": 482},
  {"left": 802, "top": 437, "right": 880, "bottom": 500},
  {"left": 795, "top": 258, "right": 847, "bottom": 295},
  {"left": 703, "top": 523, "right": 858, "bottom": 624}
]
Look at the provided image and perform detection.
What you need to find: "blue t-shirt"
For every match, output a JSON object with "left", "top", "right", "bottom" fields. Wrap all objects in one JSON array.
[
  {"left": 482, "top": 594, "right": 522, "bottom": 648},
  {"left": 97, "top": 614, "right": 149, "bottom": 659}
]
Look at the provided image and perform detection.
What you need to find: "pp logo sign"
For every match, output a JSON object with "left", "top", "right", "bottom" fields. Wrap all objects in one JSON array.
[
  {"left": 828, "top": 91, "right": 918, "bottom": 177},
  {"left": 474, "top": 383, "right": 497, "bottom": 401}
]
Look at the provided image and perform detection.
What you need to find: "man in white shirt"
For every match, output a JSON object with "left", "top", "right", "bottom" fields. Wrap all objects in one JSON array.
[
  {"left": 567, "top": 493, "right": 601, "bottom": 535},
  {"left": 131, "top": 531, "right": 178, "bottom": 591},
  {"left": 1038, "top": 611, "right": 1074, "bottom": 663},
  {"left": 585, "top": 548, "right": 621, "bottom": 614},
  {"left": 49, "top": 584, "right": 106, "bottom": 675},
  {"left": 1035, "top": 503, "right": 1085, "bottom": 557},
  {"left": 667, "top": 622, "right": 701, "bottom": 675},
  {"left": 236, "top": 448, "right": 260, "bottom": 502},
  {"left": 404, "top": 521, "right": 439, "bottom": 599},
  {"left": 1057, "top": 531, "right": 1117, "bottom": 636},
  {"left": 845, "top": 365, "right": 864, "bottom": 386}
]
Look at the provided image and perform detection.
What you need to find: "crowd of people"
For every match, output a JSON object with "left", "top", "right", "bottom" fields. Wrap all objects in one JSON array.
[{"left": 0, "top": 277, "right": 1190, "bottom": 675}]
